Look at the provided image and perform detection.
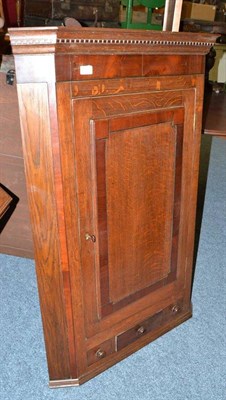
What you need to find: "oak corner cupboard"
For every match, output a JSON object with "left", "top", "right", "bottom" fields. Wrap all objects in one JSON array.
[{"left": 9, "top": 27, "right": 216, "bottom": 387}]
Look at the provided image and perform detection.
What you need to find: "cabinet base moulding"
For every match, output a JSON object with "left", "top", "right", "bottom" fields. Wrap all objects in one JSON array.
[{"left": 49, "top": 306, "right": 192, "bottom": 388}]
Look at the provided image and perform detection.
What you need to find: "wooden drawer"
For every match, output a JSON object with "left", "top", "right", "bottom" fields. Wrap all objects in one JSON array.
[
  {"left": 117, "top": 300, "right": 184, "bottom": 351},
  {"left": 87, "top": 338, "right": 115, "bottom": 366}
]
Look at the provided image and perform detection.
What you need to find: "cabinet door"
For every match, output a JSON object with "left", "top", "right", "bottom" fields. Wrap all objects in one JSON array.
[
  {"left": 92, "top": 110, "right": 182, "bottom": 309},
  {"left": 72, "top": 88, "right": 195, "bottom": 338}
]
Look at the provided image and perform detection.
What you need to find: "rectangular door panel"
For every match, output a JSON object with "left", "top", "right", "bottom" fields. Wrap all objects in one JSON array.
[
  {"left": 93, "top": 108, "right": 184, "bottom": 318},
  {"left": 72, "top": 92, "right": 189, "bottom": 337},
  {"left": 105, "top": 123, "right": 175, "bottom": 302}
]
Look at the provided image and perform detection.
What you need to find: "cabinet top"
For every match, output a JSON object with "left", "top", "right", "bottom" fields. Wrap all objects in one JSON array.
[{"left": 9, "top": 27, "right": 217, "bottom": 56}]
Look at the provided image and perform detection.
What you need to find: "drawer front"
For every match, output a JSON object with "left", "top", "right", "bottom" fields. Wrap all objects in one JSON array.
[
  {"left": 117, "top": 300, "right": 183, "bottom": 351},
  {"left": 87, "top": 338, "right": 115, "bottom": 366}
]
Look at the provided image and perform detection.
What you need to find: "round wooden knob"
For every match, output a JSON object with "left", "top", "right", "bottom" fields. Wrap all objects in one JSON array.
[
  {"left": 96, "top": 349, "right": 106, "bottom": 359},
  {"left": 137, "top": 326, "right": 145, "bottom": 335},
  {"left": 172, "top": 305, "right": 180, "bottom": 313}
]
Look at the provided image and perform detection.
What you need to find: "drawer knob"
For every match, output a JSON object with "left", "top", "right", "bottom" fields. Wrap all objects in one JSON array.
[
  {"left": 85, "top": 233, "right": 96, "bottom": 242},
  {"left": 172, "top": 305, "right": 180, "bottom": 313},
  {"left": 137, "top": 326, "right": 145, "bottom": 335},
  {"left": 95, "top": 348, "right": 106, "bottom": 359}
]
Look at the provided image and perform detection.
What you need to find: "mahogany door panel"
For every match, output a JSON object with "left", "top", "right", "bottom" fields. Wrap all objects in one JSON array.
[
  {"left": 100, "top": 122, "right": 175, "bottom": 303},
  {"left": 72, "top": 90, "right": 192, "bottom": 338},
  {"left": 94, "top": 116, "right": 183, "bottom": 309}
]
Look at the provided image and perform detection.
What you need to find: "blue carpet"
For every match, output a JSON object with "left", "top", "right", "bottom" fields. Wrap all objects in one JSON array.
[{"left": 0, "top": 137, "right": 226, "bottom": 400}]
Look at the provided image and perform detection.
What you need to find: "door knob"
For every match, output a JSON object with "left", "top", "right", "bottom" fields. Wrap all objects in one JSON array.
[{"left": 85, "top": 233, "right": 96, "bottom": 242}]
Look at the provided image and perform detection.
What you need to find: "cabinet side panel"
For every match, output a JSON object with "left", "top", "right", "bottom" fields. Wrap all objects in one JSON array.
[
  {"left": 183, "top": 77, "right": 205, "bottom": 304},
  {"left": 176, "top": 80, "right": 204, "bottom": 307},
  {"left": 56, "top": 82, "right": 88, "bottom": 377},
  {"left": 17, "top": 83, "right": 71, "bottom": 380}
]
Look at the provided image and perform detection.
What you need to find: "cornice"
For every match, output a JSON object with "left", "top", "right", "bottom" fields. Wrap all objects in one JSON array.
[
  {"left": 57, "top": 37, "right": 213, "bottom": 47},
  {"left": 9, "top": 27, "right": 218, "bottom": 56}
]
